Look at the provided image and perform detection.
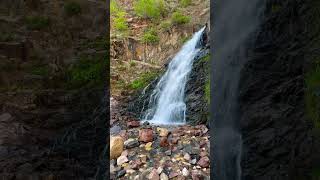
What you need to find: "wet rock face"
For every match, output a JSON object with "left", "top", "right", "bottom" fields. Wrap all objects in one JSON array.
[
  {"left": 185, "top": 48, "right": 210, "bottom": 125},
  {"left": 239, "top": 0, "right": 313, "bottom": 179}
]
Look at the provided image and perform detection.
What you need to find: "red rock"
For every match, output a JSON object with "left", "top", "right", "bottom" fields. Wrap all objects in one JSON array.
[
  {"left": 149, "top": 169, "right": 160, "bottom": 180},
  {"left": 127, "top": 120, "right": 140, "bottom": 128},
  {"left": 171, "top": 137, "right": 180, "bottom": 144},
  {"left": 200, "top": 151, "right": 207, "bottom": 157},
  {"left": 169, "top": 172, "right": 179, "bottom": 178},
  {"left": 139, "top": 129, "right": 153, "bottom": 143},
  {"left": 160, "top": 137, "right": 170, "bottom": 147},
  {"left": 197, "top": 156, "right": 210, "bottom": 168}
]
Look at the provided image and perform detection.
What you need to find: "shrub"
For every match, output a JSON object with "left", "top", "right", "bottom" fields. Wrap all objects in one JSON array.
[
  {"left": 64, "top": 1, "right": 82, "bottom": 16},
  {"left": 110, "top": 0, "right": 120, "bottom": 14},
  {"left": 180, "top": 0, "right": 191, "bottom": 7},
  {"left": 134, "top": 0, "right": 166, "bottom": 19},
  {"left": 25, "top": 16, "right": 50, "bottom": 30},
  {"left": 171, "top": 11, "right": 190, "bottom": 25},
  {"left": 130, "top": 71, "right": 159, "bottom": 89},
  {"left": 142, "top": 28, "right": 159, "bottom": 44},
  {"left": 113, "top": 12, "right": 128, "bottom": 32},
  {"left": 66, "top": 56, "right": 106, "bottom": 89},
  {"left": 160, "top": 21, "right": 172, "bottom": 31},
  {"left": 305, "top": 62, "right": 320, "bottom": 128}
]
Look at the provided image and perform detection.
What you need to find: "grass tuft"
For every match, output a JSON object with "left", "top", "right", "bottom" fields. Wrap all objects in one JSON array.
[{"left": 171, "top": 11, "right": 190, "bottom": 25}]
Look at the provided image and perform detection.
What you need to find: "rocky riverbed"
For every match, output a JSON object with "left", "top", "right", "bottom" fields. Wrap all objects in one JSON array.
[{"left": 110, "top": 98, "right": 210, "bottom": 180}]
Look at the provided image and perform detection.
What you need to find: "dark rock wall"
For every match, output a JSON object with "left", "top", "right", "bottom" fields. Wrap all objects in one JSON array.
[{"left": 239, "top": 0, "right": 315, "bottom": 179}]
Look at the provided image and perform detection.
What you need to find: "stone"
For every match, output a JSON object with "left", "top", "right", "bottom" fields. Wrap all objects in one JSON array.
[
  {"left": 121, "top": 150, "right": 128, "bottom": 157},
  {"left": 165, "top": 150, "right": 172, "bottom": 156},
  {"left": 160, "top": 137, "right": 170, "bottom": 147},
  {"left": 182, "top": 167, "right": 189, "bottom": 177},
  {"left": 110, "top": 164, "right": 117, "bottom": 174},
  {"left": 157, "top": 166, "right": 163, "bottom": 174},
  {"left": 145, "top": 142, "right": 153, "bottom": 151},
  {"left": 200, "top": 151, "right": 207, "bottom": 157},
  {"left": 110, "top": 136, "right": 124, "bottom": 159},
  {"left": 149, "top": 169, "right": 160, "bottom": 180},
  {"left": 139, "top": 129, "right": 153, "bottom": 143},
  {"left": 117, "top": 169, "right": 126, "bottom": 178},
  {"left": 124, "top": 138, "right": 140, "bottom": 149},
  {"left": 171, "top": 137, "right": 180, "bottom": 144},
  {"left": 117, "top": 155, "right": 129, "bottom": 166},
  {"left": 110, "top": 125, "right": 121, "bottom": 135},
  {"left": 0, "top": 113, "right": 12, "bottom": 122},
  {"left": 143, "top": 121, "right": 150, "bottom": 126},
  {"left": 184, "top": 153, "right": 191, "bottom": 161},
  {"left": 127, "top": 120, "right": 140, "bottom": 128},
  {"left": 140, "top": 155, "right": 147, "bottom": 163},
  {"left": 191, "top": 147, "right": 200, "bottom": 155},
  {"left": 190, "top": 159, "right": 197, "bottom": 165},
  {"left": 160, "top": 173, "right": 169, "bottom": 180},
  {"left": 157, "top": 127, "right": 169, "bottom": 137},
  {"left": 169, "top": 172, "right": 179, "bottom": 178},
  {"left": 197, "top": 156, "right": 209, "bottom": 168}
]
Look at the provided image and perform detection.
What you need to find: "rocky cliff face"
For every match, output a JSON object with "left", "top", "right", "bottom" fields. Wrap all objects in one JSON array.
[{"left": 239, "top": 0, "right": 317, "bottom": 179}]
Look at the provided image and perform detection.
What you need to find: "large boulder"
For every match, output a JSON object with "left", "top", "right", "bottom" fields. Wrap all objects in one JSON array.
[{"left": 110, "top": 136, "right": 124, "bottom": 160}]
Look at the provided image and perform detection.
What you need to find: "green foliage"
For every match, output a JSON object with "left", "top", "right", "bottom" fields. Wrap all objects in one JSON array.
[
  {"left": 0, "top": 32, "right": 15, "bottom": 42},
  {"left": 160, "top": 21, "right": 172, "bottom": 31},
  {"left": 66, "top": 56, "right": 106, "bottom": 89},
  {"left": 25, "top": 16, "right": 50, "bottom": 30},
  {"left": 114, "top": 12, "right": 129, "bottom": 32},
  {"left": 180, "top": 0, "right": 191, "bottom": 7},
  {"left": 305, "top": 61, "right": 320, "bottom": 128},
  {"left": 110, "top": 0, "right": 120, "bottom": 14},
  {"left": 30, "top": 66, "right": 49, "bottom": 77},
  {"left": 171, "top": 11, "right": 190, "bottom": 25},
  {"left": 64, "top": 1, "right": 82, "bottom": 16},
  {"left": 134, "top": 0, "right": 166, "bottom": 19},
  {"left": 142, "top": 28, "right": 159, "bottom": 44},
  {"left": 130, "top": 71, "right": 159, "bottom": 89},
  {"left": 129, "top": 61, "right": 137, "bottom": 67},
  {"left": 180, "top": 36, "right": 189, "bottom": 44},
  {"left": 205, "top": 79, "right": 210, "bottom": 104},
  {"left": 271, "top": 4, "right": 281, "bottom": 13}
]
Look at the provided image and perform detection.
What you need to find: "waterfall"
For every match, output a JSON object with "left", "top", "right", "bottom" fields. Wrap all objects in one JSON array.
[
  {"left": 211, "top": 1, "right": 265, "bottom": 180},
  {"left": 142, "top": 27, "right": 206, "bottom": 125}
]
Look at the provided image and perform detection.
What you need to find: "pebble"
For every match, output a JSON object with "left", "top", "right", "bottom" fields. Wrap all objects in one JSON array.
[
  {"left": 124, "top": 138, "right": 140, "bottom": 149},
  {"left": 139, "top": 129, "right": 153, "bottom": 142},
  {"left": 117, "top": 169, "right": 126, "bottom": 178},
  {"left": 160, "top": 137, "right": 170, "bottom": 147},
  {"left": 145, "top": 142, "right": 153, "bottom": 151},
  {"left": 190, "top": 158, "right": 197, "bottom": 165},
  {"left": 117, "top": 155, "right": 129, "bottom": 166},
  {"left": 197, "top": 156, "right": 210, "bottom": 168},
  {"left": 157, "top": 127, "right": 169, "bottom": 137},
  {"left": 157, "top": 166, "right": 163, "bottom": 174},
  {"left": 182, "top": 167, "right": 189, "bottom": 177},
  {"left": 149, "top": 169, "right": 160, "bottom": 180},
  {"left": 183, "top": 153, "right": 191, "bottom": 161},
  {"left": 160, "top": 173, "right": 169, "bottom": 180},
  {"left": 127, "top": 120, "right": 140, "bottom": 128},
  {"left": 165, "top": 150, "right": 172, "bottom": 156}
]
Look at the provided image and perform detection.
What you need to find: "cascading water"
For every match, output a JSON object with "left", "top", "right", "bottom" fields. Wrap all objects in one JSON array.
[
  {"left": 142, "top": 27, "right": 206, "bottom": 125},
  {"left": 211, "top": 1, "right": 265, "bottom": 180}
]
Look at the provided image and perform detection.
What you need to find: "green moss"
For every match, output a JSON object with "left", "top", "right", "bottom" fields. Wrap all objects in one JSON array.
[
  {"left": 0, "top": 32, "right": 15, "bottom": 42},
  {"left": 30, "top": 66, "right": 50, "bottom": 77},
  {"left": 205, "top": 79, "right": 210, "bottom": 104},
  {"left": 129, "top": 61, "right": 137, "bottom": 67},
  {"left": 305, "top": 61, "right": 320, "bottom": 128},
  {"left": 271, "top": 4, "right": 281, "bottom": 13},
  {"left": 129, "top": 71, "right": 159, "bottom": 89},
  {"left": 66, "top": 55, "right": 106, "bottom": 89},
  {"left": 180, "top": 36, "right": 189, "bottom": 44},
  {"left": 25, "top": 16, "right": 50, "bottom": 30},
  {"left": 171, "top": 11, "right": 190, "bottom": 25},
  {"left": 142, "top": 28, "right": 159, "bottom": 44},
  {"left": 180, "top": 0, "right": 192, "bottom": 7},
  {"left": 64, "top": 1, "right": 82, "bottom": 16},
  {"left": 134, "top": 0, "right": 166, "bottom": 19}
]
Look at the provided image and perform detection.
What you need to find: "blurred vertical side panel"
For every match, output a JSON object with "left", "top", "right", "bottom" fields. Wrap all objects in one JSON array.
[{"left": 0, "top": 0, "right": 109, "bottom": 179}]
